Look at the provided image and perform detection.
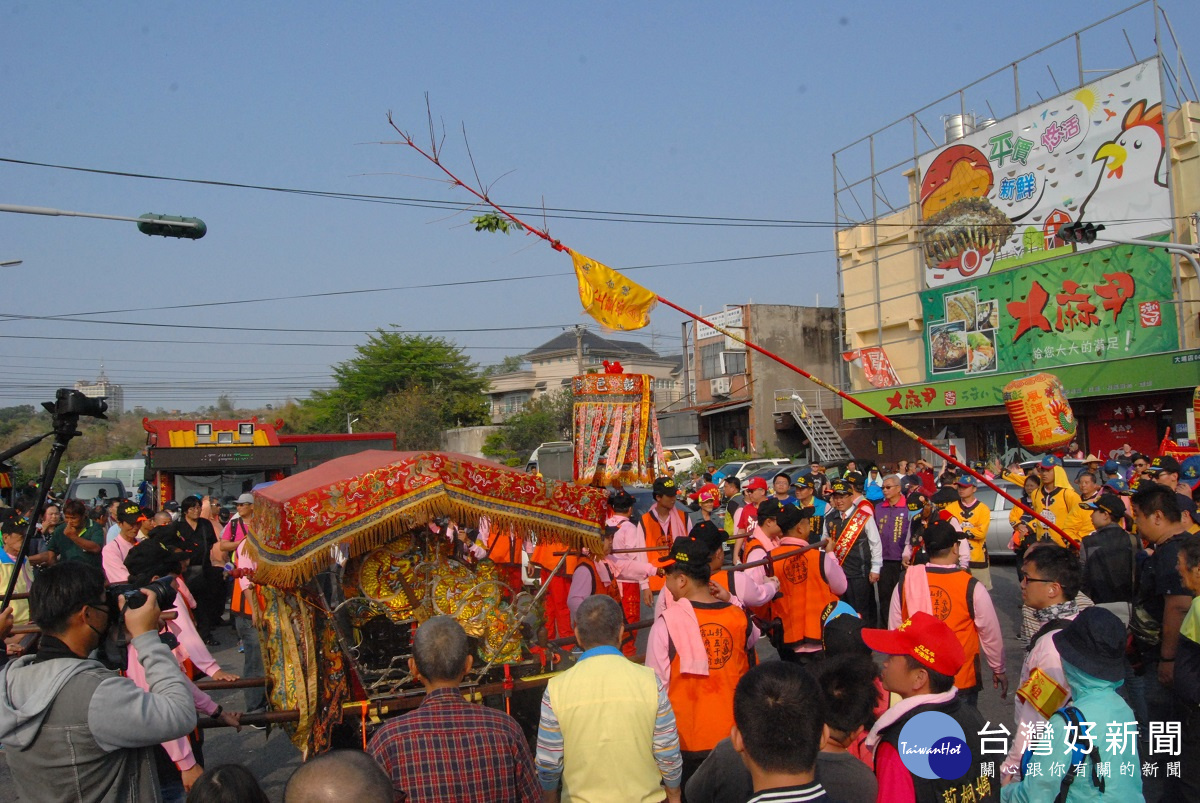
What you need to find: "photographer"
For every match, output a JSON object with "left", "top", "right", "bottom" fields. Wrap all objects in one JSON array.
[{"left": 0, "top": 561, "right": 197, "bottom": 801}]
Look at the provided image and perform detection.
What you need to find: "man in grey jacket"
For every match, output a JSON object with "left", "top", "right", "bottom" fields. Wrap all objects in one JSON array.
[{"left": 0, "top": 561, "right": 197, "bottom": 802}]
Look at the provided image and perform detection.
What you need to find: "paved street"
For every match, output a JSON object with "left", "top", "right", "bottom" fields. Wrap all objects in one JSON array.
[{"left": 0, "top": 560, "right": 1026, "bottom": 802}]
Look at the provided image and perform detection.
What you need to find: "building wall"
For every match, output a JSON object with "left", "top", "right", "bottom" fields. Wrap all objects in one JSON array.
[{"left": 745, "top": 305, "right": 843, "bottom": 456}]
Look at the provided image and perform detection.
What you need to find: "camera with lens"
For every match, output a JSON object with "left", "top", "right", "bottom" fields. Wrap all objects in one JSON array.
[
  {"left": 106, "top": 577, "right": 177, "bottom": 618},
  {"left": 41, "top": 388, "right": 108, "bottom": 420},
  {"left": 98, "top": 578, "right": 178, "bottom": 670}
]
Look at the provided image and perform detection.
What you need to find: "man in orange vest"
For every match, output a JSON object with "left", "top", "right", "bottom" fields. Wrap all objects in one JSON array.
[
  {"left": 772, "top": 504, "right": 846, "bottom": 665},
  {"left": 530, "top": 536, "right": 580, "bottom": 645},
  {"left": 888, "top": 520, "right": 1008, "bottom": 709},
  {"left": 640, "top": 477, "right": 689, "bottom": 594},
  {"left": 646, "top": 536, "right": 755, "bottom": 791}
]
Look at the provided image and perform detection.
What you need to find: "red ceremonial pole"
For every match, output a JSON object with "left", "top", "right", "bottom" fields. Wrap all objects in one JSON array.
[{"left": 385, "top": 114, "right": 1075, "bottom": 547}]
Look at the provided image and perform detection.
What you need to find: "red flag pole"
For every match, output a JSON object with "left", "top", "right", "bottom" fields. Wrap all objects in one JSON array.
[{"left": 385, "top": 115, "right": 1074, "bottom": 547}]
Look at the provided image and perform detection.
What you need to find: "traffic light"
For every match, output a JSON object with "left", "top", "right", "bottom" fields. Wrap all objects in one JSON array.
[
  {"left": 137, "top": 213, "right": 207, "bottom": 240},
  {"left": 1057, "top": 222, "right": 1105, "bottom": 245}
]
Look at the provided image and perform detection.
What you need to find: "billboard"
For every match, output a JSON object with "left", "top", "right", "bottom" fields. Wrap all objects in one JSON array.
[
  {"left": 920, "top": 239, "right": 1178, "bottom": 381},
  {"left": 917, "top": 59, "right": 1169, "bottom": 288}
]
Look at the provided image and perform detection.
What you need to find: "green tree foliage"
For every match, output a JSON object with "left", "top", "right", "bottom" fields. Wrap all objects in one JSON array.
[
  {"left": 482, "top": 389, "right": 572, "bottom": 466},
  {"left": 299, "top": 329, "right": 489, "bottom": 433},
  {"left": 481, "top": 354, "right": 525, "bottom": 377},
  {"left": 358, "top": 387, "right": 446, "bottom": 451}
]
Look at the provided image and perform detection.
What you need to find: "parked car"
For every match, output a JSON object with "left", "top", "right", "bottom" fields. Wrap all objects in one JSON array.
[
  {"left": 663, "top": 445, "right": 703, "bottom": 476},
  {"left": 742, "top": 462, "right": 812, "bottom": 487},
  {"left": 715, "top": 458, "right": 790, "bottom": 482},
  {"left": 65, "top": 477, "right": 127, "bottom": 505},
  {"left": 525, "top": 441, "right": 572, "bottom": 473},
  {"left": 974, "top": 477, "right": 1029, "bottom": 560}
]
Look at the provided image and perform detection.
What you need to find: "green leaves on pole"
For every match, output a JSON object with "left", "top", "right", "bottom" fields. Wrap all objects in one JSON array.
[{"left": 137, "top": 213, "right": 207, "bottom": 240}]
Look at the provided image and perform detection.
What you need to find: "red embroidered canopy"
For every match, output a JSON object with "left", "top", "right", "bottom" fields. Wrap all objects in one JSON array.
[{"left": 247, "top": 450, "right": 607, "bottom": 587}]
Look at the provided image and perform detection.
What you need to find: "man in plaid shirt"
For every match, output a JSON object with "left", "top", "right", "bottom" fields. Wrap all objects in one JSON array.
[{"left": 367, "top": 616, "right": 540, "bottom": 802}]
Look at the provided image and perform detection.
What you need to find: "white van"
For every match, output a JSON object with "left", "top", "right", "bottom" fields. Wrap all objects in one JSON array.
[{"left": 78, "top": 458, "right": 146, "bottom": 490}]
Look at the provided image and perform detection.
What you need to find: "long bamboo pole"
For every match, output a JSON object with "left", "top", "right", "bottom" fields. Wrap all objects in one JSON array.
[{"left": 385, "top": 115, "right": 1075, "bottom": 548}]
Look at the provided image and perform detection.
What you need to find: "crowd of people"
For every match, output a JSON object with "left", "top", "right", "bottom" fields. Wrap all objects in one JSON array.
[{"left": 0, "top": 442, "right": 1197, "bottom": 802}]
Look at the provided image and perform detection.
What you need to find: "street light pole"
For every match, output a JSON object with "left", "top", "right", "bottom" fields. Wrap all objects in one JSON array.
[{"left": 0, "top": 203, "right": 206, "bottom": 238}]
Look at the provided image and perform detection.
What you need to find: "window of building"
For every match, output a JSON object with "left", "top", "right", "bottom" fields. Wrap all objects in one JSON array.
[
  {"left": 700, "top": 343, "right": 723, "bottom": 379},
  {"left": 721, "top": 351, "right": 747, "bottom": 376}
]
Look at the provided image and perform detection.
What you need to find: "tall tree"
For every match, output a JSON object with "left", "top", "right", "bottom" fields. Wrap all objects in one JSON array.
[{"left": 302, "top": 329, "right": 489, "bottom": 433}]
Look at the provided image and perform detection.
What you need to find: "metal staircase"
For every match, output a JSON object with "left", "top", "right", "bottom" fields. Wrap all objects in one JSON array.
[{"left": 774, "top": 389, "right": 854, "bottom": 463}]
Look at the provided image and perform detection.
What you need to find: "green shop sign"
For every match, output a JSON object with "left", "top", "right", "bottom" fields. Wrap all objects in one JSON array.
[
  {"left": 920, "top": 239, "right": 1178, "bottom": 381},
  {"left": 843, "top": 349, "right": 1200, "bottom": 420}
]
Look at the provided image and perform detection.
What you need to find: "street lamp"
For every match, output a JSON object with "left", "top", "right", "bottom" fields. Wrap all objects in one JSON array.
[{"left": 0, "top": 204, "right": 206, "bottom": 239}]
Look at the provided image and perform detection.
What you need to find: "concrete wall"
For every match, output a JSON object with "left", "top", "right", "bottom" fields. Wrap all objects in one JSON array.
[
  {"left": 441, "top": 426, "right": 501, "bottom": 459},
  {"left": 746, "top": 305, "right": 843, "bottom": 456}
]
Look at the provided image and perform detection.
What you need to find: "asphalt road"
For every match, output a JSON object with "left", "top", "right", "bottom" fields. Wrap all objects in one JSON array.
[{"left": 0, "top": 561, "right": 1028, "bottom": 802}]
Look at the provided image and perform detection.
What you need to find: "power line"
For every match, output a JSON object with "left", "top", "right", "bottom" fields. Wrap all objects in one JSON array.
[{"left": 0, "top": 156, "right": 1189, "bottom": 229}]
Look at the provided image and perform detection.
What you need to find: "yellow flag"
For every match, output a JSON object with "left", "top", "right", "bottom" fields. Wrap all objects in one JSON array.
[{"left": 570, "top": 250, "right": 658, "bottom": 331}]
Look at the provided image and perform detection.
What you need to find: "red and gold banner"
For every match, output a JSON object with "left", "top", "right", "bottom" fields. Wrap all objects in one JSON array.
[{"left": 573, "top": 373, "right": 666, "bottom": 486}]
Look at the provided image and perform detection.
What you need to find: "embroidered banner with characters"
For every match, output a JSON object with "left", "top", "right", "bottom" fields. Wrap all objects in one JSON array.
[{"left": 573, "top": 373, "right": 666, "bottom": 486}]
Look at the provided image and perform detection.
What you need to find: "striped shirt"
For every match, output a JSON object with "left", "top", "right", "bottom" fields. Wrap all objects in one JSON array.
[
  {"left": 747, "top": 782, "right": 830, "bottom": 802},
  {"left": 535, "top": 645, "right": 682, "bottom": 791}
]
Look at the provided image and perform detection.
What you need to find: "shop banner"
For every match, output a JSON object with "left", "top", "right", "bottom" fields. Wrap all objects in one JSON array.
[
  {"left": 917, "top": 59, "right": 1169, "bottom": 288},
  {"left": 843, "top": 349, "right": 1200, "bottom": 420},
  {"left": 843, "top": 347, "right": 901, "bottom": 388},
  {"left": 920, "top": 239, "right": 1177, "bottom": 381}
]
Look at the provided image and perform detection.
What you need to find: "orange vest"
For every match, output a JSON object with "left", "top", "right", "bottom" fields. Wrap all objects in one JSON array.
[
  {"left": 741, "top": 535, "right": 776, "bottom": 620},
  {"left": 641, "top": 508, "right": 687, "bottom": 592},
  {"left": 667, "top": 600, "right": 752, "bottom": 753},
  {"left": 530, "top": 538, "right": 580, "bottom": 576},
  {"left": 230, "top": 577, "right": 254, "bottom": 617},
  {"left": 901, "top": 566, "right": 981, "bottom": 690},
  {"left": 576, "top": 557, "right": 623, "bottom": 609},
  {"left": 486, "top": 531, "right": 520, "bottom": 565},
  {"left": 771, "top": 544, "right": 837, "bottom": 648}
]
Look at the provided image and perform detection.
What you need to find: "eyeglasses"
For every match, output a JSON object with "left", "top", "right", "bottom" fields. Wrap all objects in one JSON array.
[{"left": 1019, "top": 575, "right": 1057, "bottom": 586}]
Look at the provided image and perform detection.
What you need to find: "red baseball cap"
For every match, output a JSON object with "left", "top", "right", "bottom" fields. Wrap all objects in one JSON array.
[
  {"left": 860, "top": 611, "right": 965, "bottom": 678},
  {"left": 696, "top": 483, "right": 720, "bottom": 506},
  {"left": 744, "top": 477, "right": 769, "bottom": 492}
]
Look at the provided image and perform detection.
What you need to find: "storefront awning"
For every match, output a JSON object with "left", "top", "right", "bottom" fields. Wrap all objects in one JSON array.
[{"left": 698, "top": 400, "right": 751, "bottom": 417}]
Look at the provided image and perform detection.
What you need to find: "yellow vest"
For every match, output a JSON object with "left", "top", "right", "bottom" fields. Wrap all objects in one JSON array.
[
  {"left": 944, "top": 499, "right": 991, "bottom": 567},
  {"left": 546, "top": 652, "right": 667, "bottom": 803}
]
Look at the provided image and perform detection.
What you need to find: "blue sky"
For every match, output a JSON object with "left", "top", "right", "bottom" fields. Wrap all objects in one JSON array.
[{"left": 0, "top": 1, "right": 1194, "bottom": 412}]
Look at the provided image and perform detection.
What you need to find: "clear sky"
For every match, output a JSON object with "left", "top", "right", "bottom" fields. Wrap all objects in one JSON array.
[{"left": 0, "top": 1, "right": 1194, "bottom": 412}]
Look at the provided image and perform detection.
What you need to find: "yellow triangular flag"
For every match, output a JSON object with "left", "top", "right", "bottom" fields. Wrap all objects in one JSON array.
[{"left": 570, "top": 250, "right": 658, "bottom": 331}]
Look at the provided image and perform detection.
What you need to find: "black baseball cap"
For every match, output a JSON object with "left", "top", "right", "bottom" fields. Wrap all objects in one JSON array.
[
  {"left": 1150, "top": 455, "right": 1181, "bottom": 475},
  {"left": 608, "top": 490, "right": 635, "bottom": 511},
  {"left": 792, "top": 474, "right": 815, "bottom": 491},
  {"left": 777, "top": 504, "right": 814, "bottom": 533},
  {"left": 923, "top": 520, "right": 961, "bottom": 553},
  {"left": 658, "top": 535, "right": 711, "bottom": 567},
  {"left": 652, "top": 476, "right": 679, "bottom": 497},
  {"left": 116, "top": 501, "right": 147, "bottom": 526},
  {"left": 1081, "top": 493, "right": 1127, "bottom": 521},
  {"left": 756, "top": 498, "right": 785, "bottom": 523},
  {"left": 688, "top": 521, "right": 725, "bottom": 554},
  {"left": 828, "top": 478, "right": 852, "bottom": 496},
  {"left": 906, "top": 492, "right": 930, "bottom": 512},
  {"left": 843, "top": 471, "right": 864, "bottom": 487}
]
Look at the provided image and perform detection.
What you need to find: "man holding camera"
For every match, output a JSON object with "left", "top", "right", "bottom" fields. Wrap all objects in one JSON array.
[{"left": 0, "top": 561, "right": 197, "bottom": 802}]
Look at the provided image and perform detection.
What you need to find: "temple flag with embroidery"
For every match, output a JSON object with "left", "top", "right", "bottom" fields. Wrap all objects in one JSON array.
[{"left": 570, "top": 250, "right": 657, "bottom": 331}]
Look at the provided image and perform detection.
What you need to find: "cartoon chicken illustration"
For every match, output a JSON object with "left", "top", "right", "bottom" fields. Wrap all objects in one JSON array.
[{"left": 1078, "top": 99, "right": 1166, "bottom": 222}]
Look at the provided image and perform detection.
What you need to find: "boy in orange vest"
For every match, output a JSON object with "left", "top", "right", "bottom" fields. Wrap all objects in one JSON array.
[
  {"left": 646, "top": 536, "right": 755, "bottom": 791},
  {"left": 640, "top": 476, "right": 689, "bottom": 593},
  {"left": 772, "top": 504, "right": 846, "bottom": 665},
  {"left": 887, "top": 520, "right": 1008, "bottom": 708}
]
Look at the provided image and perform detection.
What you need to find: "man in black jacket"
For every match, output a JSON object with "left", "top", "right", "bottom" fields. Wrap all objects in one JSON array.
[{"left": 1078, "top": 493, "right": 1139, "bottom": 619}]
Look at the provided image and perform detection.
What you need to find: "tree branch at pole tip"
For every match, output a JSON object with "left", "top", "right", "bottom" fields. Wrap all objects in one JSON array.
[{"left": 384, "top": 107, "right": 1073, "bottom": 547}]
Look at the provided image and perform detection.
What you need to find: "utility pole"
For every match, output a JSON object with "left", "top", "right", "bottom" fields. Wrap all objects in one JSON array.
[{"left": 574, "top": 324, "right": 586, "bottom": 374}]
